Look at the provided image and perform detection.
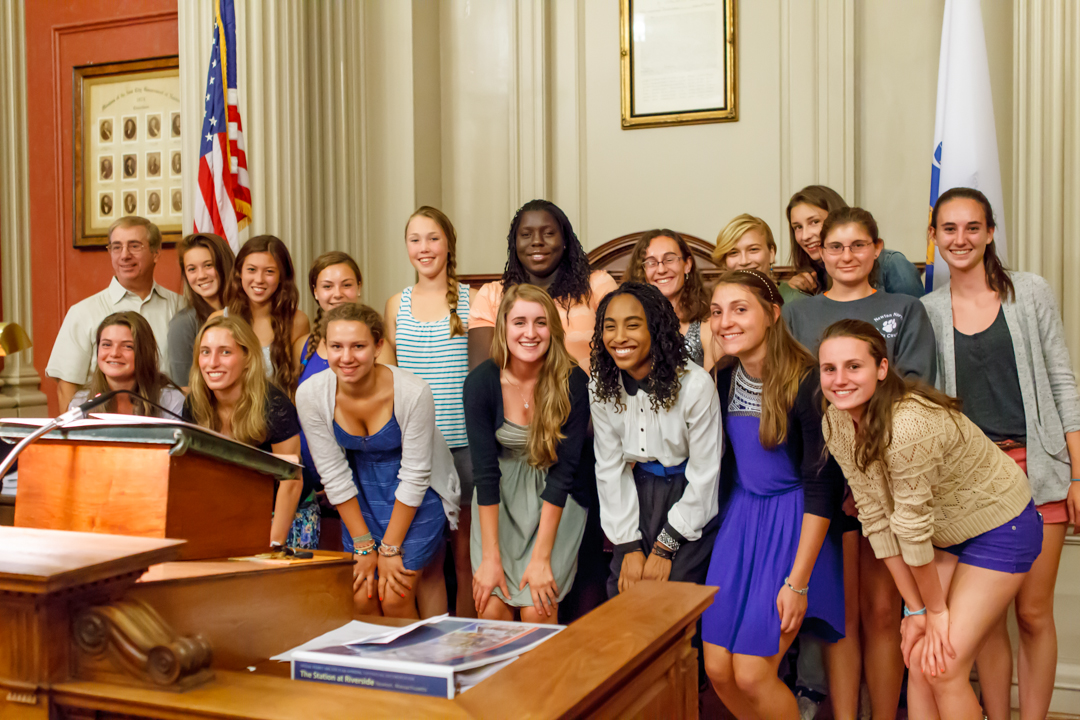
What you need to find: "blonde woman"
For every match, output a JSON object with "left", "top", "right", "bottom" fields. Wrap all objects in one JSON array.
[
  {"left": 183, "top": 315, "right": 304, "bottom": 548},
  {"left": 384, "top": 207, "right": 477, "bottom": 617},
  {"left": 713, "top": 214, "right": 807, "bottom": 305},
  {"left": 465, "top": 284, "right": 590, "bottom": 623}
]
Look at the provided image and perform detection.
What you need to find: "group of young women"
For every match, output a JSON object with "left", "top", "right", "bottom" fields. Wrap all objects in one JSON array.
[{"left": 69, "top": 185, "right": 1079, "bottom": 720}]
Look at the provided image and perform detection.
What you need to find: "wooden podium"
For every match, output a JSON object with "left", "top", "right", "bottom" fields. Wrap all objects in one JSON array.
[{"left": 1, "top": 419, "right": 300, "bottom": 560}]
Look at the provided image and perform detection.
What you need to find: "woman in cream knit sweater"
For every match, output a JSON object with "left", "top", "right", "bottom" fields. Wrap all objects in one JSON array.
[{"left": 818, "top": 319, "right": 1041, "bottom": 720}]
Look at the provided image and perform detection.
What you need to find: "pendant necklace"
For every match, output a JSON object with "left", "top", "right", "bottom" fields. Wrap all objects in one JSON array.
[{"left": 503, "top": 372, "right": 534, "bottom": 410}]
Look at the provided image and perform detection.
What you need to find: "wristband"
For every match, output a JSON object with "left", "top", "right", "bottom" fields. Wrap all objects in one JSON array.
[
  {"left": 378, "top": 544, "right": 403, "bottom": 558},
  {"left": 352, "top": 532, "right": 373, "bottom": 545},
  {"left": 353, "top": 540, "right": 376, "bottom": 556},
  {"left": 903, "top": 604, "right": 927, "bottom": 617},
  {"left": 1072, "top": 478, "right": 1080, "bottom": 482},
  {"left": 650, "top": 543, "right": 674, "bottom": 561},
  {"left": 784, "top": 576, "right": 808, "bottom": 596}
]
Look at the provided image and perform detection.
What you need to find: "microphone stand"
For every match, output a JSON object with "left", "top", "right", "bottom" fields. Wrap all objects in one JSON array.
[{"left": 0, "top": 389, "right": 184, "bottom": 480}]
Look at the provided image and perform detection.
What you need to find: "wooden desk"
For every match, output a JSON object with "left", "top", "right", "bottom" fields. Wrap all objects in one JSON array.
[{"left": 1, "top": 526, "right": 717, "bottom": 719}]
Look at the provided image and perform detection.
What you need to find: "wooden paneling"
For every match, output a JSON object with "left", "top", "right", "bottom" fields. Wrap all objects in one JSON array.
[
  {"left": 130, "top": 554, "right": 355, "bottom": 670},
  {"left": 23, "top": 3, "right": 181, "bottom": 414},
  {"left": 13, "top": 442, "right": 273, "bottom": 561}
]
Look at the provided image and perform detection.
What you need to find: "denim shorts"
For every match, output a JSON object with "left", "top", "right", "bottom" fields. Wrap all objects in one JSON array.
[{"left": 941, "top": 500, "right": 1043, "bottom": 574}]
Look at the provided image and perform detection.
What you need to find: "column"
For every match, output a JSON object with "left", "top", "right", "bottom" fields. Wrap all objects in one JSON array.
[{"left": 0, "top": 0, "right": 48, "bottom": 417}]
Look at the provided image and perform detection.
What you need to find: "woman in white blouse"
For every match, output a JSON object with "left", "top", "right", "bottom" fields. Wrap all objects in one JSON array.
[{"left": 589, "top": 282, "right": 722, "bottom": 596}]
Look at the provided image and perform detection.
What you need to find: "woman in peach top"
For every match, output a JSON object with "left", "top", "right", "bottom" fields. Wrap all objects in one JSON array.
[
  {"left": 467, "top": 199, "right": 617, "bottom": 622},
  {"left": 467, "top": 199, "right": 617, "bottom": 372}
]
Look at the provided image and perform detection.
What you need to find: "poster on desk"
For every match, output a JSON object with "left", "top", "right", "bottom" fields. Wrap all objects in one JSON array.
[{"left": 291, "top": 618, "right": 564, "bottom": 699}]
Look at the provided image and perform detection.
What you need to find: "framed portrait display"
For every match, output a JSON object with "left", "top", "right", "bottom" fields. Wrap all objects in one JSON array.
[
  {"left": 619, "top": 0, "right": 738, "bottom": 129},
  {"left": 74, "top": 56, "right": 183, "bottom": 248}
]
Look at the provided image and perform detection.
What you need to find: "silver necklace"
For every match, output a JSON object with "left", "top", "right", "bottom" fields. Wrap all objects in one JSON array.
[{"left": 503, "top": 372, "right": 535, "bottom": 410}]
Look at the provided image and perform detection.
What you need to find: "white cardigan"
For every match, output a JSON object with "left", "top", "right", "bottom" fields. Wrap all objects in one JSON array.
[{"left": 296, "top": 365, "right": 460, "bottom": 529}]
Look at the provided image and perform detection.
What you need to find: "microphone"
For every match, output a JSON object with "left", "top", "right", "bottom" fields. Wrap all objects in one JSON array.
[
  {"left": 59, "top": 388, "right": 185, "bottom": 424},
  {"left": 0, "top": 389, "right": 185, "bottom": 480}
]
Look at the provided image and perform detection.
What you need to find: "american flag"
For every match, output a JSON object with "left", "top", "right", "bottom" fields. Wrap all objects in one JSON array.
[{"left": 194, "top": 0, "right": 251, "bottom": 251}]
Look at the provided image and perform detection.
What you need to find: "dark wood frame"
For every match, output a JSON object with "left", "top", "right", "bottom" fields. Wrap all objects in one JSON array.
[{"left": 73, "top": 56, "right": 181, "bottom": 249}]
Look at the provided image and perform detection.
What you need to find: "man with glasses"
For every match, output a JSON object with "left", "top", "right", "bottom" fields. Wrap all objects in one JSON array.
[{"left": 46, "top": 216, "right": 183, "bottom": 409}]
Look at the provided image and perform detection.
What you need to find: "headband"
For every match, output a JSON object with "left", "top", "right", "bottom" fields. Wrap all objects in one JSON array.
[{"left": 727, "top": 268, "right": 784, "bottom": 306}]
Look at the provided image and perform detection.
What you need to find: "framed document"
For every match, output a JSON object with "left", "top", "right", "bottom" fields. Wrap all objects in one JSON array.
[
  {"left": 620, "top": 0, "right": 738, "bottom": 129},
  {"left": 73, "top": 57, "right": 182, "bottom": 248}
]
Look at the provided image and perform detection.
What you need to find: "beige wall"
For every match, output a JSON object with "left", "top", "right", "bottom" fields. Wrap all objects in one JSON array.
[{"left": 855, "top": 0, "right": 1014, "bottom": 262}]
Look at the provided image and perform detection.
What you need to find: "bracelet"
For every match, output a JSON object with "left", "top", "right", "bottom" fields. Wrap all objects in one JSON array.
[
  {"left": 784, "top": 576, "right": 809, "bottom": 596},
  {"left": 650, "top": 543, "right": 674, "bottom": 561},
  {"left": 378, "top": 543, "right": 403, "bottom": 558},
  {"left": 903, "top": 604, "right": 927, "bottom": 617},
  {"left": 353, "top": 540, "right": 376, "bottom": 556},
  {"left": 657, "top": 529, "right": 681, "bottom": 554},
  {"left": 352, "top": 532, "right": 373, "bottom": 545},
  {"left": 1072, "top": 478, "right": 1080, "bottom": 483}
]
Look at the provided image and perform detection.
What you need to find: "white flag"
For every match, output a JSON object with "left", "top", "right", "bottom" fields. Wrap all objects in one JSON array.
[{"left": 926, "top": 0, "right": 1006, "bottom": 291}]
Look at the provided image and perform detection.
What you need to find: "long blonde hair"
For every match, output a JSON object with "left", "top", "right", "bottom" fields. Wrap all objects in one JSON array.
[
  {"left": 406, "top": 206, "right": 466, "bottom": 337},
  {"left": 490, "top": 284, "right": 577, "bottom": 468},
  {"left": 187, "top": 315, "right": 269, "bottom": 446},
  {"left": 715, "top": 270, "right": 815, "bottom": 448}
]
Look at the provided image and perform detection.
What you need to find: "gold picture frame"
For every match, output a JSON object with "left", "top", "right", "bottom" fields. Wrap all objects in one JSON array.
[
  {"left": 73, "top": 56, "right": 182, "bottom": 248},
  {"left": 620, "top": 0, "right": 738, "bottom": 129}
]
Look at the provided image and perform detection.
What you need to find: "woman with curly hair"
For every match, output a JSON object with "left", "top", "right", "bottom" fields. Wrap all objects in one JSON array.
[
  {"left": 819, "top": 319, "right": 1038, "bottom": 720},
  {"left": 214, "top": 235, "right": 310, "bottom": 397},
  {"left": 184, "top": 315, "right": 304, "bottom": 549},
  {"left": 624, "top": 229, "right": 714, "bottom": 367},
  {"left": 467, "top": 199, "right": 617, "bottom": 371},
  {"left": 702, "top": 270, "right": 846, "bottom": 720},
  {"left": 590, "top": 282, "right": 721, "bottom": 596},
  {"left": 465, "top": 284, "right": 590, "bottom": 623}
]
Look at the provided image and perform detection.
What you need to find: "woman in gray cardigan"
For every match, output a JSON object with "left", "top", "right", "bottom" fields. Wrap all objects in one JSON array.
[
  {"left": 923, "top": 187, "right": 1080, "bottom": 720},
  {"left": 296, "top": 303, "right": 460, "bottom": 619}
]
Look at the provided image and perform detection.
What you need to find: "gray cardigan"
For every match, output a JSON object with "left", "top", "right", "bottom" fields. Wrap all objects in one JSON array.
[
  {"left": 296, "top": 364, "right": 460, "bottom": 528},
  {"left": 922, "top": 271, "right": 1080, "bottom": 504}
]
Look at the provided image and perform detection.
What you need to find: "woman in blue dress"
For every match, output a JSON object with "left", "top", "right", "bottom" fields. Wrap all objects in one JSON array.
[
  {"left": 702, "top": 269, "right": 845, "bottom": 720},
  {"left": 296, "top": 303, "right": 460, "bottom": 618}
]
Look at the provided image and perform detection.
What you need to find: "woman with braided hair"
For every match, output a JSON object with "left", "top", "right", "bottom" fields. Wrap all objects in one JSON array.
[
  {"left": 285, "top": 251, "right": 363, "bottom": 549},
  {"left": 590, "top": 282, "right": 721, "bottom": 596},
  {"left": 383, "top": 206, "right": 477, "bottom": 617}
]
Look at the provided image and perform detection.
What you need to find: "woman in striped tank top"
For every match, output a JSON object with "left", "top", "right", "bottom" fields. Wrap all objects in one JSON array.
[{"left": 384, "top": 206, "right": 477, "bottom": 617}]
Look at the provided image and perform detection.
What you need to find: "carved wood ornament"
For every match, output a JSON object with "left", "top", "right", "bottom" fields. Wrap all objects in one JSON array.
[{"left": 73, "top": 598, "right": 213, "bottom": 690}]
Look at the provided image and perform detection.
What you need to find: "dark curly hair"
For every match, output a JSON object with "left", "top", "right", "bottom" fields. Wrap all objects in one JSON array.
[
  {"left": 590, "top": 282, "right": 689, "bottom": 413},
  {"left": 501, "top": 199, "right": 593, "bottom": 311}
]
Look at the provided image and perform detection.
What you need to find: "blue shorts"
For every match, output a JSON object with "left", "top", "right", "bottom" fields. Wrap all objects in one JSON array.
[{"left": 941, "top": 501, "right": 1043, "bottom": 574}]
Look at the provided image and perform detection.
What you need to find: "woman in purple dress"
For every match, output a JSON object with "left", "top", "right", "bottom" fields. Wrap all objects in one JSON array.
[{"left": 702, "top": 269, "right": 845, "bottom": 720}]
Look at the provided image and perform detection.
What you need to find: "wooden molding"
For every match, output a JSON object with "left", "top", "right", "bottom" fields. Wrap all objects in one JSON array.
[{"left": 73, "top": 598, "right": 213, "bottom": 690}]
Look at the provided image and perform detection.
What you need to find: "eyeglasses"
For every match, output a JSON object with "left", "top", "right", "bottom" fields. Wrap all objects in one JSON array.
[
  {"left": 641, "top": 253, "right": 686, "bottom": 271},
  {"left": 822, "top": 240, "right": 876, "bottom": 256}
]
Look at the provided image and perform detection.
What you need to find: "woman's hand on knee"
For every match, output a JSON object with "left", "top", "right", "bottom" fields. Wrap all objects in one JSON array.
[
  {"left": 922, "top": 608, "right": 956, "bottom": 677},
  {"left": 900, "top": 614, "right": 926, "bottom": 668}
]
